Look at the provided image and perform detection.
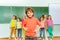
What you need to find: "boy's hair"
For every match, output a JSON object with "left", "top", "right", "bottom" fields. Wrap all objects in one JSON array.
[
  {"left": 25, "top": 8, "right": 34, "bottom": 14},
  {"left": 25, "top": 8, "right": 34, "bottom": 17}
]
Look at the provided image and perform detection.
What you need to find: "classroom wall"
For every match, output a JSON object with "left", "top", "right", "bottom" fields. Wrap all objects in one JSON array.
[
  {"left": 49, "top": 3, "right": 60, "bottom": 24},
  {"left": 0, "top": 0, "right": 60, "bottom": 6},
  {"left": 0, "top": 0, "right": 51, "bottom": 6}
]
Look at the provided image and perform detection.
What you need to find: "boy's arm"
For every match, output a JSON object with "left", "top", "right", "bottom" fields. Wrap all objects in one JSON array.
[
  {"left": 22, "top": 19, "right": 27, "bottom": 31},
  {"left": 36, "top": 19, "right": 41, "bottom": 31},
  {"left": 37, "top": 25, "right": 40, "bottom": 31}
]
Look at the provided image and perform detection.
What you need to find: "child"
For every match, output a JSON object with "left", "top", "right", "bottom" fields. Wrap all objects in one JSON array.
[
  {"left": 22, "top": 16, "right": 27, "bottom": 40},
  {"left": 39, "top": 17, "right": 46, "bottom": 40},
  {"left": 9, "top": 15, "right": 17, "bottom": 40},
  {"left": 17, "top": 17, "right": 22, "bottom": 40},
  {"left": 42, "top": 14, "right": 47, "bottom": 21},
  {"left": 42, "top": 14, "right": 48, "bottom": 40},
  {"left": 22, "top": 8, "right": 40, "bottom": 40},
  {"left": 47, "top": 15, "right": 53, "bottom": 40}
]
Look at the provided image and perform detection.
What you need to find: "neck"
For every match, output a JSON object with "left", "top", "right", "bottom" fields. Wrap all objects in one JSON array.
[
  {"left": 48, "top": 19, "right": 51, "bottom": 20},
  {"left": 28, "top": 17, "right": 33, "bottom": 19}
]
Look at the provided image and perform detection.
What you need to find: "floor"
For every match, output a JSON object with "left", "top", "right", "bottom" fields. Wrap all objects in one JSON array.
[{"left": 0, "top": 36, "right": 60, "bottom": 40}]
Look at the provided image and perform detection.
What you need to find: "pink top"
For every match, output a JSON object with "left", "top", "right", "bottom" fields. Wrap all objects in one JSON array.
[
  {"left": 47, "top": 20, "right": 53, "bottom": 26},
  {"left": 40, "top": 20, "right": 45, "bottom": 28}
]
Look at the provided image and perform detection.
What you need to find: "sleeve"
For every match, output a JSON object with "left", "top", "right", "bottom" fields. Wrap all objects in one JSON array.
[
  {"left": 22, "top": 19, "right": 26, "bottom": 27},
  {"left": 36, "top": 18, "right": 40, "bottom": 26}
]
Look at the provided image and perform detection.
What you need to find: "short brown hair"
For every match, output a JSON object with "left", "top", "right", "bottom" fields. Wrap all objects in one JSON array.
[{"left": 25, "top": 7, "right": 34, "bottom": 14}]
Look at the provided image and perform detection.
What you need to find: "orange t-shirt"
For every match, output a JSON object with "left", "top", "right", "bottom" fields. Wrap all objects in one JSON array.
[{"left": 23, "top": 17, "right": 40, "bottom": 37}]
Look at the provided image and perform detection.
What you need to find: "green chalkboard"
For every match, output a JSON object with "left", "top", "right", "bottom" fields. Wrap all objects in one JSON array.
[
  {"left": 32, "top": 7, "right": 48, "bottom": 19},
  {"left": 0, "top": 6, "right": 48, "bottom": 23}
]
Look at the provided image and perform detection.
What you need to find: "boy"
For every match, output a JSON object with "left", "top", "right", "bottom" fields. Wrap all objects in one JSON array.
[{"left": 22, "top": 8, "right": 40, "bottom": 40}]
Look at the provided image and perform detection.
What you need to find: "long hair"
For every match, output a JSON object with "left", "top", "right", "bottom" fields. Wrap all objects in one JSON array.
[
  {"left": 39, "top": 16, "right": 44, "bottom": 22},
  {"left": 42, "top": 14, "right": 47, "bottom": 19}
]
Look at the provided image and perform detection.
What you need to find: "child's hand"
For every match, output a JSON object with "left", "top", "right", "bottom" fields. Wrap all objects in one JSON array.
[
  {"left": 37, "top": 29, "right": 40, "bottom": 31},
  {"left": 35, "top": 29, "right": 39, "bottom": 32},
  {"left": 35, "top": 30, "right": 37, "bottom": 32},
  {"left": 46, "top": 28, "right": 47, "bottom": 31},
  {"left": 23, "top": 27, "right": 27, "bottom": 31},
  {"left": 15, "top": 28, "right": 17, "bottom": 30}
]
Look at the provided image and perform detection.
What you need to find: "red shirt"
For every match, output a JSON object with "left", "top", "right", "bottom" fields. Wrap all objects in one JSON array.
[{"left": 23, "top": 17, "right": 40, "bottom": 37}]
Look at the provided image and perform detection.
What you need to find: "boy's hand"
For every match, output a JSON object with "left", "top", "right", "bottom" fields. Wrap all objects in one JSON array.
[
  {"left": 35, "top": 30, "right": 37, "bottom": 32},
  {"left": 23, "top": 27, "right": 27, "bottom": 31},
  {"left": 35, "top": 29, "right": 39, "bottom": 32}
]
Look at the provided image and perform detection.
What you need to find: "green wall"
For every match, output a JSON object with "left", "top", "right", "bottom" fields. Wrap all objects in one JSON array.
[{"left": 0, "top": 6, "right": 48, "bottom": 23}]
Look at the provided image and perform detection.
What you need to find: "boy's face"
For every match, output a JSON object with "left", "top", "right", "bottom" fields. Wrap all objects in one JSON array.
[{"left": 27, "top": 11, "right": 33, "bottom": 18}]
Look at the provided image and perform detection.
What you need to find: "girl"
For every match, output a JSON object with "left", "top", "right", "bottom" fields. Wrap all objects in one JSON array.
[
  {"left": 42, "top": 14, "right": 48, "bottom": 40},
  {"left": 47, "top": 15, "right": 53, "bottom": 40},
  {"left": 42, "top": 14, "right": 47, "bottom": 21},
  {"left": 17, "top": 17, "right": 22, "bottom": 40},
  {"left": 22, "top": 8, "right": 40, "bottom": 40},
  {"left": 39, "top": 17, "right": 46, "bottom": 40},
  {"left": 9, "top": 15, "right": 17, "bottom": 40},
  {"left": 22, "top": 16, "right": 27, "bottom": 40}
]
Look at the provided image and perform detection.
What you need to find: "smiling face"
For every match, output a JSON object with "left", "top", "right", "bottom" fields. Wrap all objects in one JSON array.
[
  {"left": 48, "top": 15, "right": 51, "bottom": 20},
  {"left": 27, "top": 11, "right": 34, "bottom": 18},
  {"left": 25, "top": 8, "right": 34, "bottom": 18},
  {"left": 17, "top": 18, "right": 20, "bottom": 22}
]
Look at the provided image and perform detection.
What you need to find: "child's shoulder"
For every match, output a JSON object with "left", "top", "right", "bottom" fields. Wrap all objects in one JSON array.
[
  {"left": 11, "top": 19, "right": 16, "bottom": 21},
  {"left": 33, "top": 17, "right": 37, "bottom": 19},
  {"left": 10, "top": 19, "right": 14, "bottom": 21},
  {"left": 17, "top": 22, "right": 22, "bottom": 23}
]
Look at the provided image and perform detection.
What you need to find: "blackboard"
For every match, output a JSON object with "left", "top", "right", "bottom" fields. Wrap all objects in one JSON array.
[{"left": 0, "top": 6, "right": 48, "bottom": 23}]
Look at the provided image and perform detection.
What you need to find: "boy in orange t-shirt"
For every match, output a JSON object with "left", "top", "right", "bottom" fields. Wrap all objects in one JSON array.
[{"left": 22, "top": 8, "right": 40, "bottom": 40}]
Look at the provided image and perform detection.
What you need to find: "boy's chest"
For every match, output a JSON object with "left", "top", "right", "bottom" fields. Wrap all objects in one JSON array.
[{"left": 26, "top": 19, "right": 37, "bottom": 26}]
